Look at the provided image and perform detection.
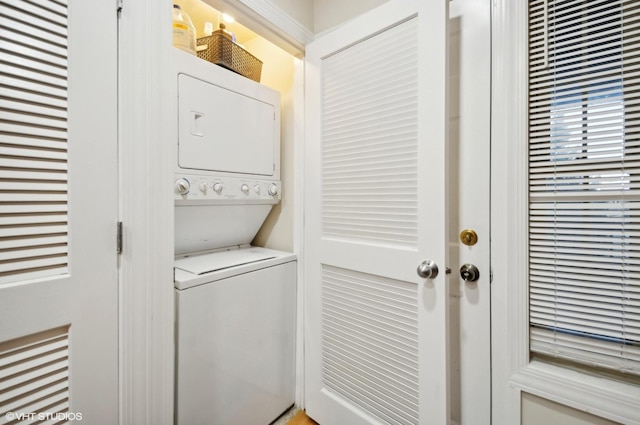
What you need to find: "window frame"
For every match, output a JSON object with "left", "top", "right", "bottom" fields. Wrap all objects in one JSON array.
[{"left": 491, "top": 1, "right": 640, "bottom": 424}]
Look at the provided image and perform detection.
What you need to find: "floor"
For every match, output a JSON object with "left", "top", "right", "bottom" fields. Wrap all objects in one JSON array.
[
  {"left": 286, "top": 410, "right": 319, "bottom": 425},
  {"left": 271, "top": 407, "right": 318, "bottom": 425}
]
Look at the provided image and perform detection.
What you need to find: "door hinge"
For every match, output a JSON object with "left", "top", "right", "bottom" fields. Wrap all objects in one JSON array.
[{"left": 117, "top": 221, "right": 123, "bottom": 254}]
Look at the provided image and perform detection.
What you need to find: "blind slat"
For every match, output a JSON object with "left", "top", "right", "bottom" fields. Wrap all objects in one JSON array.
[{"left": 529, "top": 0, "right": 640, "bottom": 375}]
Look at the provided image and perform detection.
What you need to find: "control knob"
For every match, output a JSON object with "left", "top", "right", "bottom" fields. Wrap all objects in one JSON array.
[
  {"left": 241, "top": 184, "right": 250, "bottom": 194},
  {"left": 268, "top": 183, "right": 279, "bottom": 196},
  {"left": 213, "top": 183, "right": 223, "bottom": 193},
  {"left": 174, "top": 178, "right": 190, "bottom": 195}
]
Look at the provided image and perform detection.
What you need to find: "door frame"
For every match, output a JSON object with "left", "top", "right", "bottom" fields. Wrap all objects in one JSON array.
[
  {"left": 119, "top": 0, "right": 495, "bottom": 423},
  {"left": 118, "top": 1, "right": 174, "bottom": 423},
  {"left": 118, "top": 1, "right": 309, "bottom": 423}
]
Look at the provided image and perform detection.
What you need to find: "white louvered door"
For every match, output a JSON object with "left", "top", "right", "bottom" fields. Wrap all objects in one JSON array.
[
  {"left": 304, "top": 1, "right": 451, "bottom": 424},
  {"left": 0, "top": 0, "right": 118, "bottom": 422}
]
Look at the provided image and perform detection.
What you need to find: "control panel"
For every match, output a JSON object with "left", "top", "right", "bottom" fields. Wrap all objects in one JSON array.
[{"left": 174, "top": 173, "right": 280, "bottom": 204}]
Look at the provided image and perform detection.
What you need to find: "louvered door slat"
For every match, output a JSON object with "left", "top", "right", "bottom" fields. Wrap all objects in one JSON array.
[
  {"left": 321, "top": 18, "right": 418, "bottom": 249},
  {"left": 0, "top": 1, "right": 67, "bottom": 30},
  {"left": 0, "top": 157, "right": 67, "bottom": 171},
  {"left": 0, "top": 86, "right": 66, "bottom": 111},
  {"left": 0, "top": 99, "right": 66, "bottom": 120},
  {"left": 0, "top": 52, "right": 67, "bottom": 80},
  {"left": 0, "top": 109, "right": 67, "bottom": 129},
  {"left": 0, "top": 213, "right": 66, "bottom": 225},
  {"left": 7, "top": 27, "right": 67, "bottom": 57},
  {"left": 0, "top": 327, "right": 70, "bottom": 413},
  {"left": 322, "top": 265, "right": 419, "bottom": 425},
  {"left": 0, "top": 15, "right": 66, "bottom": 46},
  {"left": 0, "top": 123, "right": 67, "bottom": 141},
  {"left": 1, "top": 37, "right": 67, "bottom": 68},
  {"left": 0, "top": 146, "right": 66, "bottom": 161},
  {"left": 0, "top": 73, "right": 67, "bottom": 96}
]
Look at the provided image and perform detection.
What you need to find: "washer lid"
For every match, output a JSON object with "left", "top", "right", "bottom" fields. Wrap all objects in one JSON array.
[{"left": 174, "top": 248, "right": 276, "bottom": 276}]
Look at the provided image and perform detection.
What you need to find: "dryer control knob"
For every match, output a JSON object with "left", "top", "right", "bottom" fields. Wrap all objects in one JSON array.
[
  {"left": 241, "top": 184, "right": 250, "bottom": 194},
  {"left": 175, "top": 178, "right": 190, "bottom": 195},
  {"left": 254, "top": 185, "right": 261, "bottom": 194},
  {"left": 268, "top": 183, "right": 279, "bottom": 196},
  {"left": 199, "top": 182, "right": 207, "bottom": 194},
  {"left": 213, "top": 183, "right": 223, "bottom": 193}
]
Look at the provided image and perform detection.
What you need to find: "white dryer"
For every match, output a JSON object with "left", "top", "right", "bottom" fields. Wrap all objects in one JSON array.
[{"left": 172, "top": 49, "right": 295, "bottom": 425}]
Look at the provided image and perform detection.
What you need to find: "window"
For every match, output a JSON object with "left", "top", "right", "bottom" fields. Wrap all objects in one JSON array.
[{"left": 528, "top": 0, "right": 640, "bottom": 376}]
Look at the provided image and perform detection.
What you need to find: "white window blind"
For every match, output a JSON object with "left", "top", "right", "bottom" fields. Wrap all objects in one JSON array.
[
  {"left": 0, "top": 0, "right": 69, "bottom": 285},
  {"left": 529, "top": 0, "right": 640, "bottom": 375}
]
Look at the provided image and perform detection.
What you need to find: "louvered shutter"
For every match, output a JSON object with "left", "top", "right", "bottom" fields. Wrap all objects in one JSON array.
[
  {"left": 528, "top": 0, "right": 640, "bottom": 374},
  {"left": 0, "top": 0, "right": 69, "bottom": 285},
  {"left": 321, "top": 18, "right": 419, "bottom": 249}
]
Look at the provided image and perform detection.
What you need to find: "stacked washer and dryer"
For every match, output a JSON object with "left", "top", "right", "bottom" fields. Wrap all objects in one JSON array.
[{"left": 172, "top": 49, "right": 296, "bottom": 425}]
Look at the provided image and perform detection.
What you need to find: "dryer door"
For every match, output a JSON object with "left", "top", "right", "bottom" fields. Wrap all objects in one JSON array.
[{"left": 178, "top": 74, "right": 277, "bottom": 176}]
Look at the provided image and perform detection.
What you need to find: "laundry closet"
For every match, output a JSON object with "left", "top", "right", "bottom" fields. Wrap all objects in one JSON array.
[{"left": 170, "top": 1, "right": 300, "bottom": 424}]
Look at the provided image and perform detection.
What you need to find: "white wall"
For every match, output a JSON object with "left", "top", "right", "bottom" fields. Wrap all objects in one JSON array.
[
  {"left": 522, "top": 393, "right": 620, "bottom": 425},
  {"left": 313, "top": 0, "right": 389, "bottom": 33},
  {"left": 270, "top": 0, "right": 314, "bottom": 32},
  {"left": 245, "top": 37, "right": 296, "bottom": 251}
]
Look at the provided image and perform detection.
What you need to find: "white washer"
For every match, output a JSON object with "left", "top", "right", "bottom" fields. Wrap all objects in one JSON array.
[{"left": 174, "top": 246, "right": 296, "bottom": 425}]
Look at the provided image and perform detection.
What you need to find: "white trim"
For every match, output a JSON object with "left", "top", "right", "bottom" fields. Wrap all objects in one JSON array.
[
  {"left": 292, "top": 56, "right": 306, "bottom": 408},
  {"left": 118, "top": 1, "right": 175, "bottom": 424},
  {"left": 491, "top": 1, "right": 529, "bottom": 424},
  {"left": 511, "top": 361, "right": 640, "bottom": 425},
  {"left": 491, "top": 1, "right": 640, "bottom": 425},
  {"left": 201, "top": 0, "right": 313, "bottom": 56}
]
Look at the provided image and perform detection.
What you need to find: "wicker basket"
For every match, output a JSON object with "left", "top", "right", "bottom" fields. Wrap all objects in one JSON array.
[{"left": 196, "top": 34, "right": 263, "bottom": 83}]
